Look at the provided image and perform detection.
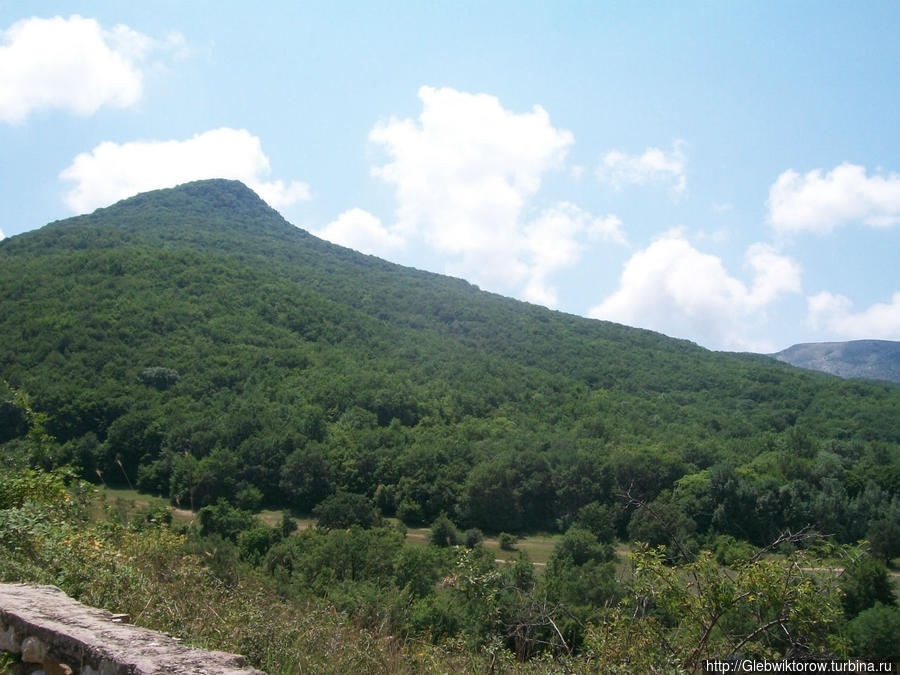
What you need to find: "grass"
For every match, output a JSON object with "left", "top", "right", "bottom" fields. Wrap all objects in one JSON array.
[
  {"left": 391, "top": 519, "right": 561, "bottom": 568},
  {"left": 98, "top": 490, "right": 637, "bottom": 574},
  {"left": 97, "top": 489, "right": 322, "bottom": 530},
  {"left": 256, "top": 508, "right": 315, "bottom": 530}
]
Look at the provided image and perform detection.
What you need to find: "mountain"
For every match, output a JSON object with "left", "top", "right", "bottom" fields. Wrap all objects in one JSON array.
[
  {"left": 2, "top": 179, "right": 899, "bottom": 541},
  {"left": 773, "top": 340, "right": 900, "bottom": 382}
]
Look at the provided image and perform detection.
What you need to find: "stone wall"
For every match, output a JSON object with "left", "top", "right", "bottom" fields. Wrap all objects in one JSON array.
[{"left": 0, "top": 584, "right": 264, "bottom": 675}]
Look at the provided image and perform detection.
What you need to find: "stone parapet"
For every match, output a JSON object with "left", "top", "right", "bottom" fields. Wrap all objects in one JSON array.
[{"left": 0, "top": 584, "right": 264, "bottom": 674}]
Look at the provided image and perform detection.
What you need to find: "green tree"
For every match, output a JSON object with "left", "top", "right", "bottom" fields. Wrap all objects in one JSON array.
[
  {"left": 846, "top": 603, "right": 900, "bottom": 663},
  {"left": 279, "top": 444, "right": 333, "bottom": 512},
  {"left": 591, "top": 539, "right": 849, "bottom": 671},
  {"left": 312, "top": 491, "right": 377, "bottom": 529},
  {"left": 543, "top": 526, "right": 617, "bottom": 609},
  {"left": 429, "top": 513, "right": 460, "bottom": 547},
  {"left": 839, "top": 554, "right": 897, "bottom": 618},
  {"left": 197, "top": 499, "right": 255, "bottom": 541}
]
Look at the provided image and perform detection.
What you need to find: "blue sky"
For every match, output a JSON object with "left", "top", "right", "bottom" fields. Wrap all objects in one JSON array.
[{"left": 2, "top": 2, "right": 899, "bottom": 352}]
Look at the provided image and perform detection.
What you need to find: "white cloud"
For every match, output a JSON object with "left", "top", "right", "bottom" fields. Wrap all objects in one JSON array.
[
  {"left": 0, "top": 228, "right": 5, "bottom": 240},
  {"left": 588, "top": 233, "right": 801, "bottom": 351},
  {"left": 60, "top": 127, "right": 310, "bottom": 213},
  {"left": 768, "top": 163, "right": 900, "bottom": 235},
  {"left": 596, "top": 140, "right": 687, "bottom": 194},
  {"left": 0, "top": 15, "right": 159, "bottom": 123},
  {"left": 808, "top": 291, "right": 900, "bottom": 339},
  {"left": 314, "top": 208, "right": 404, "bottom": 258},
  {"left": 368, "top": 85, "right": 619, "bottom": 306},
  {"left": 522, "top": 203, "right": 626, "bottom": 306}
]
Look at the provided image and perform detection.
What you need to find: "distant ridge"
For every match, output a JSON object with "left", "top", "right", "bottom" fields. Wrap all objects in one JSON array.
[{"left": 773, "top": 340, "right": 900, "bottom": 382}]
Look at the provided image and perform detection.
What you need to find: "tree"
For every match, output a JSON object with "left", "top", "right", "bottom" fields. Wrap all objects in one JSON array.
[
  {"left": 312, "top": 491, "right": 377, "bottom": 529},
  {"left": 576, "top": 501, "right": 616, "bottom": 543},
  {"left": 589, "top": 536, "right": 849, "bottom": 671},
  {"left": 846, "top": 603, "right": 900, "bottom": 663},
  {"left": 839, "top": 554, "right": 897, "bottom": 618},
  {"left": 866, "top": 498, "right": 900, "bottom": 560},
  {"left": 461, "top": 461, "right": 521, "bottom": 532},
  {"left": 197, "top": 499, "right": 255, "bottom": 541},
  {"left": 429, "top": 513, "right": 460, "bottom": 547},
  {"left": 498, "top": 532, "right": 517, "bottom": 551},
  {"left": 543, "top": 526, "right": 617, "bottom": 609},
  {"left": 279, "top": 444, "right": 333, "bottom": 512}
]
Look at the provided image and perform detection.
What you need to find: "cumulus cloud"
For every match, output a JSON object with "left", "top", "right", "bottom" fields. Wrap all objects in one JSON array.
[
  {"left": 588, "top": 233, "right": 801, "bottom": 351},
  {"left": 521, "top": 203, "right": 626, "bottom": 306},
  {"left": 768, "top": 163, "right": 900, "bottom": 235},
  {"left": 596, "top": 140, "right": 687, "bottom": 194},
  {"left": 314, "top": 208, "right": 404, "bottom": 258},
  {"left": 0, "top": 228, "right": 5, "bottom": 240},
  {"left": 808, "top": 291, "right": 900, "bottom": 340},
  {"left": 0, "top": 15, "right": 167, "bottom": 123},
  {"left": 60, "top": 127, "right": 310, "bottom": 213},
  {"left": 366, "top": 85, "right": 619, "bottom": 306}
]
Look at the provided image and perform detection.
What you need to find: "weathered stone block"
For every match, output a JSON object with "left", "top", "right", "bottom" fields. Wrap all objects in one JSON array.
[
  {"left": 0, "top": 623, "right": 19, "bottom": 653},
  {"left": 0, "top": 583, "right": 265, "bottom": 674},
  {"left": 21, "top": 636, "right": 47, "bottom": 663}
]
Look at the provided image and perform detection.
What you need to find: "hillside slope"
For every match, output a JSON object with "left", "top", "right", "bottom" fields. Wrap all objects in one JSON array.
[
  {"left": 774, "top": 340, "right": 900, "bottom": 382},
  {"left": 2, "top": 179, "right": 899, "bottom": 540}
]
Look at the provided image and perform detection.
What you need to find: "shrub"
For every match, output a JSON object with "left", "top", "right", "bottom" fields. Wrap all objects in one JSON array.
[
  {"left": 197, "top": 499, "right": 255, "bottom": 541},
  {"left": 280, "top": 512, "right": 298, "bottom": 537},
  {"left": 464, "top": 528, "right": 484, "bottom": 548},
  {"left": 430, "top": 513, "right": 460, "bottom": 547},
  {"left": 498, "top": 532, "right": 517, "bottom": 550}
]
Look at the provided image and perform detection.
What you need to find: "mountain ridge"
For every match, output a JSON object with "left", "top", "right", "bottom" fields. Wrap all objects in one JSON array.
[
  {"left": 2, "top": 179, "right": 899, "bottom": 539},
  {"left": 773, "top": 339, "right": 900, "bottom": 383}
]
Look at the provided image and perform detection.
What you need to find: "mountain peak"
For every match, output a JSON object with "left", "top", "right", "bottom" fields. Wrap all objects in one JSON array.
[
  {"left": 774, "top": 339, "right": 900, "bottom": 382},
  {"left": 101, "top": 179, "right": 273, "bottom": 217}
]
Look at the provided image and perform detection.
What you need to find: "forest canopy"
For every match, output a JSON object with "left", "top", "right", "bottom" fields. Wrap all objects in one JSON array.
[{"left": 1, "top": 179, "right": 899, "bottom": 550}]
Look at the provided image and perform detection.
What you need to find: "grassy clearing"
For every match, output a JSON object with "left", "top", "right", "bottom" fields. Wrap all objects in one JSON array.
[
  {"left": 391, "top": 519, "right": 561, "bottom": 567},
  {"left": 97, "top": 491, "right": 635, "bottom": 574},
  {"left": 485, "top": 533, "right": 560, "bottom": 566},
  {"left": 256, "top": 508, "right": 316, "bottom": 530},
  {"left": 97, "top": 489, "right": 321, "bottom": 530},
  {"left": 95, "top": 487, "right": 195, "bottom": 523}
]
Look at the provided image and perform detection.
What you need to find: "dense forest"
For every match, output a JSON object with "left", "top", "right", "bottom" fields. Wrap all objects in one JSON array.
[{"left": 1, "top": 180, "right": 899, "bottom": 668}]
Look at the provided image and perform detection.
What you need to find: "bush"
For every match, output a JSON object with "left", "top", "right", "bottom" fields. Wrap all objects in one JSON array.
[
  {"left": 430, "top": 513, "right": 460, "bottom": 547},
  {"left": 197, "top": 499, "right": 255, "bottom": 541},
  {"left": 280, "top": 512, "right": 298, "bottom": 537},
  {"left": 712, "top": 534, "right": 756, "bottom": 567},
  {"left": 238, "top": 525, "right": 282, "bottom": 565},
  {"left": 498, "top": 532, "right": 517, "bottom": 550},
  {"left": 235, "top": 484, "right": 263, "bottom": 511},
  {"left": 464, "top": 528, "right": 484, "bottom": 548}
]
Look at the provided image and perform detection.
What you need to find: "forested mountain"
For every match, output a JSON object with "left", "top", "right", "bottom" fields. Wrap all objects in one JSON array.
[
  {"left": 774, "top": 340, "right": 900, "bottom": 383},
  {"left": 2, "top": 179, "right": 899, "bottom": 544}
]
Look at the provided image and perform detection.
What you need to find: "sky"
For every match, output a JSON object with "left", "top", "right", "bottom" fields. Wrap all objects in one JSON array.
[{"left": 2, "top": 1, "right": 899, "bottom": 353}]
